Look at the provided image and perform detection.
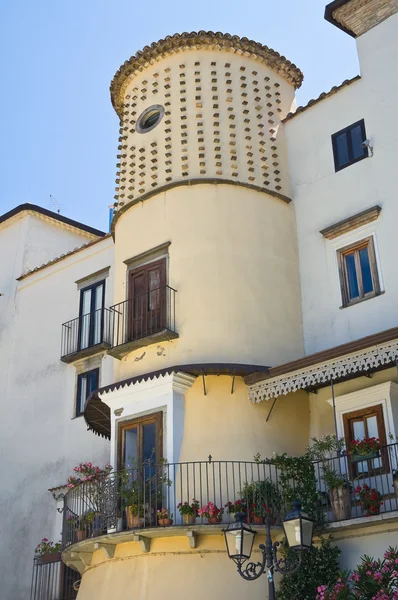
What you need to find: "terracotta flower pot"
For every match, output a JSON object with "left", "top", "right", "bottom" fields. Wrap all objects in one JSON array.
[
  {"left": 125, "top": 507, "right": 144, "bottom": 529},
  {"left": 182, "top": 513, "right": 195, "bottom": 525},
  {"left": 39, "top": 551, "right": 62, "bottom": 564},
  {"left": 329, "top": 485, "right": 352, "bottom": 521},
  {"left": 252, "top": 516, "right": 264, "bottom": 525},
  {"left": 208, "top": 517, "right": 222, "bottom": 524},
  {"left": 76, "top": 530, "right": 87, "bottom": 542},
  {"left": 158, "top": 518, "right": 173, "bottom": 527}
]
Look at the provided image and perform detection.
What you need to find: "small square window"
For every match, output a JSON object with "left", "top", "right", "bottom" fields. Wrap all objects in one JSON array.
[
  {"left": 76, "top": 368, "right": 99, "bottom": 417},
  {"left": 337, "top": 237, "right": 380, "bottom": 307},
  {"left": 332, "top": 119, "right": 367, "bottom": 171}
]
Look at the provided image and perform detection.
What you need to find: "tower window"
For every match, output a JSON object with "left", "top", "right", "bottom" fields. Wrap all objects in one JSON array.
[
  {"left": 332, "top": 119, "right": 367, "bottom": 171},
  {"left": 136, "top": 105, "right": 164, "bottom": 133}
]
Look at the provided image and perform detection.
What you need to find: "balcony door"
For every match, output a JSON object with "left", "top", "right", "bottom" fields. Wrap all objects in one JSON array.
[
  {"left": 343, "top": 404, "right": 389, "bottom": 476},
  {"left": 119, "top": 412, "right": 163, "bottom": 471},
  {"left": 128, "top": 260, "right": 166, "bottom": 341},
  {"left": 78, "top": 280, "right": 105, "bottom": 350}
]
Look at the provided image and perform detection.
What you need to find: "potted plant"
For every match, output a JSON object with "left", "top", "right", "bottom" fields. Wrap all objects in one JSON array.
[
  {"left": 157, "top": 508, "right": 173, "bottom": 526},
  {"left": 198, "top": 502, "right": 223, "bottom": 524},
  {"left": 35, "top": 538, "right": 62, "bottom": 563},
  {"left": 177, "top": 499, "right": 199, "bottom": 525},
  {"left": 348, "top": 437, "right": 381, "bottom": 463},
  {"left": 239, "top": 479, "right": 281, "bottom": 524},
  {"left": 119, "top": 470, "right": 146, "bottom": 529},
  {"left": 249, "top": 503, "right": 271, "bottom": 525},
  {"left": 323, "top": 466, "right": 352, "bottom": 521},
  {"left": 354, "top": 483, "right": 383, "bottom": 516}
]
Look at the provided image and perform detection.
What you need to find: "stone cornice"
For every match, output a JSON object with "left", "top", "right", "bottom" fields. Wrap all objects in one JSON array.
[
  {"left": 110, "top": 31, "right": 303, "bottom": 118},
  {"left": 320, "top": 205, "right": 381, "bottom": 239},
  {"left": 248, "top": 338, "right": 398, "bottom": 402}
]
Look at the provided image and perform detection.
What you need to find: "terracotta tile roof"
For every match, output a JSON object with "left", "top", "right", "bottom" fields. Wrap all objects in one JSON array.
[
  {"left": 17, "top": 234, "right": 112, "bottom": 281},
  {"left": 110, "top": 31, "right": 303, "bottom": 117},
  {"left": 283, "top": 75, "right": 361, "bottom": 122}
]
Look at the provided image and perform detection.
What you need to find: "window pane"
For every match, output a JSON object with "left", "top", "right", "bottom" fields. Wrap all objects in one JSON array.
[
  {"left": 87, "top": 370, "right": 99, "bottom": 395},
  {"left": 78, "top": 376, "right": 87, "bottom": 415},
  {"left": 359, "top": 247, "right": 374, "bottom": 294},
  {"left": 143, "top": 422, "right": 157, "bottom": 463},
  {"left": 353, "top": 420, "right": 365, "bottom": 440},
  {"left": 335, "top": 132, "right": 349, "bottom": 168},
  {"left": 80, "top": 289, "right": 91, "bottom": 349},
  {"left": 125, "top": 427, "right": 138, "bottom": 467},
  {"left": 350, "top": 125, "right": 366, "bottom": 160},
  {"left": 366, "top": 415, "right": 379, "bottom": 439},
  {"left": 345, "top": 253, "right": 359, "bottom": 299}
]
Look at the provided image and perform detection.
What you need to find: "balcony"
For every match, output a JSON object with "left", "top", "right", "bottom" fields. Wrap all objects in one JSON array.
[
  {"left": 107, "top": 285, "right": 178, "bottom": 359},
  {"left": 61, "top": 446, "right": 398, "bottom": 554},
  {"left": 30, "top": 554, "right": 79, "bottom": 600},
  {"left": 312, "top": 441, "right": 398, "bottom": 530},
  {"left": 62, "top": 459, "right": 283, "bottom": 552},
  {"left": 60, "top": 308, "right": 113, "bottom": 363}
]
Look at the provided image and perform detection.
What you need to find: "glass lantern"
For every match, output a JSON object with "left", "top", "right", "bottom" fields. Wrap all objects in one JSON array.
[
  {"left": 223, "top": 514, "right": 256, "bottom": 566},
  {"left": 282, "top": 501, "right": 314, "bottom": 551}
]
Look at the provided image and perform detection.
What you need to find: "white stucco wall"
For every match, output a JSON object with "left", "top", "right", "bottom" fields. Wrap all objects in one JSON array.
[
  {"left": 0, "top": 214, "right": 113, "bottom": 600},
  {"left": 285, "top": 11, "right": 398, "bottom": 354}
]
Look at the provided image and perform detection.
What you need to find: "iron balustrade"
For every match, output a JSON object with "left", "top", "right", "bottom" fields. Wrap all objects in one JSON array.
[
  {"left": 110, "top": 285, "right": 176, "bottom": 350},
  {"left": 62, "top": 460, "right": 286, "bottom": 547},
  {"left": 30, "top": 555, "right": 79, "bottom": 600},
  {"left": 312, "top": 441, "right": 398, "bottom": 523},
  {"left": 61, "top": 308, "right": 113, "bottom": 360},
  {"left": 61, "top": 445, "right": 398, "bottom": 548}
]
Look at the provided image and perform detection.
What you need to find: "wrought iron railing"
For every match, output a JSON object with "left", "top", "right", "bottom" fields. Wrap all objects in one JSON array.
[
  {"left": 61, "top": 308, "right": 113, "bottom": 359},
  {"left": 61, "top": 446, "right": 398, "bottom": 547},
  {"left": 110, "top": 285, "right": 177, "bottom": 349},
  {"left": 313, "top": 442, "right": 398, "bottom": 523},
  {"left": 30, "top": 555, "right": 79, "bottom": 600},
  {"left": 62, "top": 460, "right": 286, "bottom": 547}
]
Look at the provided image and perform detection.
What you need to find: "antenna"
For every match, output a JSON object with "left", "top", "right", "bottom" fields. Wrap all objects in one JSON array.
[{"left": 49, "top": 195, "right": 61, "bottom": 214}]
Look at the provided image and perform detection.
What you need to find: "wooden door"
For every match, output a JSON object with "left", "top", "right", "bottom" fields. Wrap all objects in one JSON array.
[{"left": 128, "top": 260, "right": 166, "bottom": 340}]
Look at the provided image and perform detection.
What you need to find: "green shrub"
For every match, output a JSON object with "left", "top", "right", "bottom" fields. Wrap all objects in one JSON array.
[{"left": 276, "top": 538, "right": 341, "bottom": 600}]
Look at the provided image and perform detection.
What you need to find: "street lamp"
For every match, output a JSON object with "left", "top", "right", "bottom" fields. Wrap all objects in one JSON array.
[{"left": 223, "top": 501, "right": 314, "bottom": 600}]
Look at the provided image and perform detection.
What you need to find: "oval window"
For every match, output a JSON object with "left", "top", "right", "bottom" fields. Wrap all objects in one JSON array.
[{"left": 136, "top": 105, "right": 164, "bottom": 133}]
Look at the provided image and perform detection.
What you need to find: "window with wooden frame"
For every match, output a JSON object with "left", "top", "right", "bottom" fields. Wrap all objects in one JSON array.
[
  {"left": 118, "top": 412, "right": 163, "bottom": 470},
  {"left": 78, "top": 279, "right": 105, "bottom": 350},
  {"left": 128, "top": 259, "right": 166, "bottom": 341},
  {"left": 332, "top": 119, "right": 367, "bottom": 172},
  {"left": 343, "top": 404, "right": 389, "bottom": 476},
  {"left": 337, "top": 236, "right": 380, "bottom": 307},
  {"left": 76, "top": 368, "right": 99, "bottom": 417}
]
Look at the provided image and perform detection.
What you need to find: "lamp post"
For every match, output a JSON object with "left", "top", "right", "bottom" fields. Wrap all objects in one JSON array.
[{"left": 223, "top": 501, "right": 314, "bottom": 600}]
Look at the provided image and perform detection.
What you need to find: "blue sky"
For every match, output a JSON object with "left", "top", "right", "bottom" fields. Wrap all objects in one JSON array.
[{"left": 0, "top": 0, "right": 359, "bottom": 232}]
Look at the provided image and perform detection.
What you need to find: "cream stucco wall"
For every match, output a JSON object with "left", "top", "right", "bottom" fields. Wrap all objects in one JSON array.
[
  {"left": 285, "top": 11, "right": 398, "bottom": 355},
  {"left": 105, "top": 375, "right": 310, "bottom": 468},
  {"left": 74, "top": 536, "right": 266, "bottom": 600},
  {"left": 0, "top": 215, "right": 113, "bottom": 600},
  {"left": 114, "top": 183, "right": 304, "bottom": 375}
]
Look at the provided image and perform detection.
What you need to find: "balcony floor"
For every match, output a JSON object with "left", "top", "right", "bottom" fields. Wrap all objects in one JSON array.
[
  {"left": 61, "top": 342, "right": 111, "bottom": 364},
  {"left": 107, "top": 329, "right": 179, "bottom": 359}
]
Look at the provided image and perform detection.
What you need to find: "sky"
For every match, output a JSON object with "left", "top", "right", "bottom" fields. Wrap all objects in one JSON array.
[{"left": 0, "top": 0, "right": 359, "bottom": 233}]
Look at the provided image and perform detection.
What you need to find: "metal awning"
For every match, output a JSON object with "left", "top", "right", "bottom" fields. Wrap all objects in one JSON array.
[{"left": 84, "top": 363, "right": 269, "bottom": 439}]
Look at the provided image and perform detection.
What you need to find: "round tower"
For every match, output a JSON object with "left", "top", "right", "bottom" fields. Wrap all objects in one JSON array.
[{"left": 110, "top": 32, "right": 304, "bottom": 380}]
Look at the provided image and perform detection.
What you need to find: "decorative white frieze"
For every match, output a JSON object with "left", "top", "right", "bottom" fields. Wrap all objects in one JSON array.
[{"left": 248, "top": 339, "right": 398, "bottom": 403}]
